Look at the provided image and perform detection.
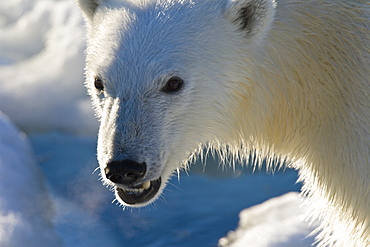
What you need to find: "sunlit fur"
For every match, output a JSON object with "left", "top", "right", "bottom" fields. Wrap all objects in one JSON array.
[{"left": 77, "top": 0, "right": 369, "bottom": 246}]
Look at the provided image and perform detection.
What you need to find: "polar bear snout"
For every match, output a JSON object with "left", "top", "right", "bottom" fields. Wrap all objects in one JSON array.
[
  {"left": 104, "top": 160, "right": 146, "bottom": 186},
  {"left": 104, "top": 160, "right": 163, "bottom": 206}
]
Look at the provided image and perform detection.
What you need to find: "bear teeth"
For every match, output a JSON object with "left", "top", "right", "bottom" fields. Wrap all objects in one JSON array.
[
  {"left": 119, "top": 181, "right": 151, "bottom": 194},
  {"left": 121, "top": 187, "right": 144, "bottom": 194},
  {"left": 142, "top": 181, "right": 151, "bottom": 189}
]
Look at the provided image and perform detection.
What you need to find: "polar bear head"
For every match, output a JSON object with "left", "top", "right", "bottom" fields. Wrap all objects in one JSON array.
[{"left": 77, "top": 0, "right": 275, "bottom": 207}]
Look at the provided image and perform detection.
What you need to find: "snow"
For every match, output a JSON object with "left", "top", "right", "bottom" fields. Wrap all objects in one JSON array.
[
  {"left": 0, "top": 0, "right": 98, "bottom": 134},
  {"left": 0, "top": 0, "right": 318, "bottom": 246},
  {"left": 219, "top": 192, "right": 318, "bottom": 247},
  {"left": 0, "top": 112, "right": 61, "bottom": 246}
]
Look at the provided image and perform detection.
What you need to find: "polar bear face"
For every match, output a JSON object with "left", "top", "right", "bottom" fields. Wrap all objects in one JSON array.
[{"left": 77, "top": 0, "right": 275, "bottom": 207}]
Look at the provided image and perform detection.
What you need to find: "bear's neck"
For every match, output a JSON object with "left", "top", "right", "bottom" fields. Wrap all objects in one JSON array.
[{"left": 229, "top": 1, "right": 369, "bottom": 245}]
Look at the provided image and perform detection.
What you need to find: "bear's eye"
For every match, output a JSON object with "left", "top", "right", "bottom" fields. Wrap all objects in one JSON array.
[
  {"left": 94, "top": 77, "right": 104, "bottom": 91},
  {"left": 162, "top": 76, "right": 184, "bottom": 93}
]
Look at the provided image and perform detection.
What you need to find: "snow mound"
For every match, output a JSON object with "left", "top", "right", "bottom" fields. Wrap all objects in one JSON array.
[
  {"left": 219, "top": 192, "right": 318, "bottom": 247},
  {"left": 0, "top": 0, "right": 97, "bottom": 135},
  {"left": 0, "top": 112, "right": 61, "bottom": 247}
]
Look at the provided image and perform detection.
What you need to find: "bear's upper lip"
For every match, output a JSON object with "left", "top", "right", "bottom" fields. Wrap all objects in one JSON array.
[{"left": 115, "top": 177, "right": 162, "bottom": 205}]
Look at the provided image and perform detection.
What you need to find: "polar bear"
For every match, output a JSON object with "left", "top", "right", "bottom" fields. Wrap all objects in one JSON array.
[{"left": 76, "top": 0, "right": 369, "bottom": 246}]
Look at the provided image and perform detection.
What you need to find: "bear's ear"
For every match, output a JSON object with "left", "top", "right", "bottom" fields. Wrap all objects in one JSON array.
[
  {"left": 76, "top": 0, "right": 103, "bottom": 23},
  {"left": 225, "top": 0, "right": 276, "bottom": 38}
]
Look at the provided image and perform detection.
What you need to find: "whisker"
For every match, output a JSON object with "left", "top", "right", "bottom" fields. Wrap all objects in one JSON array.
[{"left": 92, "top": 166, "right": 100, "bottom": 174}]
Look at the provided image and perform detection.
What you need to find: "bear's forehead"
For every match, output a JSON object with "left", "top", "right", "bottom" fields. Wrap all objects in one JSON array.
[
  {"left": 96, "top": 1, "right": 222, "bottom": 43},
  {"left": 93, "top": 0, "right": 229, "bottom": 49},
  {"left": 88, "top": 1, "right": 227, "bottom": 77}
]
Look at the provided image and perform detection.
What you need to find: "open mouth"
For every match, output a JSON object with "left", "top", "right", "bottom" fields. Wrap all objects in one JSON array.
[{"left": 116, "top": 177, "right": 162, "bottom": 205}]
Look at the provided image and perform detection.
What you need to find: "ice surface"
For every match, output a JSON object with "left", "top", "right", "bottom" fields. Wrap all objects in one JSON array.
[
  {"left": 0, "top": 0, "right": 98, "bottom": 135},
  {"left": 0, "top": 112, "right": 61, "bottom": 246},
  {"left": 219, "top": 192, "right": 318, "bottom": 247}
]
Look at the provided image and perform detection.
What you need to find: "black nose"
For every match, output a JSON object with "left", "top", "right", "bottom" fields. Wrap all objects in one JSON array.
[{"left": 104, "top": 160, "right": 146, "bottom": 185}]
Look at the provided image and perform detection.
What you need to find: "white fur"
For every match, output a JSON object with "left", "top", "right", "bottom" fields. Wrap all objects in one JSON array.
[{"left": 76, "top": 0, "right": 370, "bottom": 246}]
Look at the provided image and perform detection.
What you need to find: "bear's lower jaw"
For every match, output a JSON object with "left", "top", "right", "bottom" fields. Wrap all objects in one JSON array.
[{"left": 115, "top": 177, "right": 162, "bottom": 205}]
